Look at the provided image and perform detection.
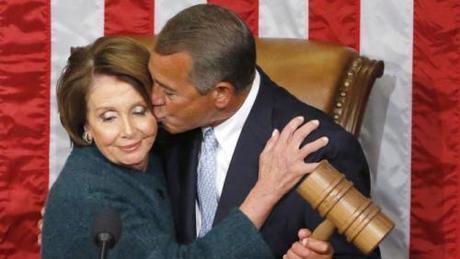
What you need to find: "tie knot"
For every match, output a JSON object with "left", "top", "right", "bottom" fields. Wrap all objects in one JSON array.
[{"left": 202, "top": 127, "right": 217, "bottom": 147}]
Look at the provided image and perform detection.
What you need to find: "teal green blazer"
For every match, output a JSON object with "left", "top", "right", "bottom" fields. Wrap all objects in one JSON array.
[{"left": 42, "top": 146, "right": 273, "bottom": 258}]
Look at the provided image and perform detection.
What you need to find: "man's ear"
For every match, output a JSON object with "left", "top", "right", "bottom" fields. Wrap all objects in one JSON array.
[{"left": 211, "top": 82, "right": 234, "bottom": 109}]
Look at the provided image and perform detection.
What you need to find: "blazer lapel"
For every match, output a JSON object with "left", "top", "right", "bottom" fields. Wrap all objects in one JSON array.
[{"left": 213, "top": 70, "right": 276, "bottom": 225}]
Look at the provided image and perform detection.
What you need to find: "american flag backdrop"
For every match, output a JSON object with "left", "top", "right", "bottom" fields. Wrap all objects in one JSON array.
[{"left": 1, "top": 1, "right": 459, "bottom": 258}]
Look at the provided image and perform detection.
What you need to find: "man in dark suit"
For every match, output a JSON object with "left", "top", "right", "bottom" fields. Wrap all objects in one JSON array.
[{"left": 150, "top": 4, "right": 379, "bottom": 259}]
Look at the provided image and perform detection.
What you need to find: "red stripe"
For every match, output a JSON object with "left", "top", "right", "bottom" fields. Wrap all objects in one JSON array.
[
  {"left": 0, "top": 1, "right": 50, "bottom": 258},
  {"left": 104, "top": 0, "right": 154, "bottom": 35},
  {"left": 207, "top": 0, "right": 259, "bottom": 36},
  {"left": 410, "top": 0, "right": 460, "bottom": 258},
  {"left": 308, "top": 0, "right": 360, "bottom": 50}
]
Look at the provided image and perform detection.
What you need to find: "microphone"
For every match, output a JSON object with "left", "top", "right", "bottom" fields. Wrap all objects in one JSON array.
[{"left": 92, "top": 208, "right": 122, "bottom": 259}]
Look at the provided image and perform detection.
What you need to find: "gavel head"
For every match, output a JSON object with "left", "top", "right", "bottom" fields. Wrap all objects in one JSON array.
[{"left": 296, "top": 160, "right": 394, "bottom": 255}]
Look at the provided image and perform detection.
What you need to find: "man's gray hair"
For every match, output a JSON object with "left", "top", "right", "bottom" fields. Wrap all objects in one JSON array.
[{"left": 154, "top": 4, "right": 256, "bottom": 94}]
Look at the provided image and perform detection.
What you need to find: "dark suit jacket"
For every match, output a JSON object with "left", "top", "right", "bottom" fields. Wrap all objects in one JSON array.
[{"left": 157, "top": 68, "right": 380, "bottom": 258}]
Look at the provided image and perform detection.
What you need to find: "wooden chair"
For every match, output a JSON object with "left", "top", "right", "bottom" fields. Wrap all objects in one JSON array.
[{"left": 130, "top": 36, "right": 384, "bottom": 136}]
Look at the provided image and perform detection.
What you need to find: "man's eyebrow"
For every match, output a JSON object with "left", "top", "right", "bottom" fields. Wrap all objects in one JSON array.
[{"left": 154, "top": 78, "right": 176, "bottom": 92}]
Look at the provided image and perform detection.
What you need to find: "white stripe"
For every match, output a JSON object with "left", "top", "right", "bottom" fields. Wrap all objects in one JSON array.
[
  {"left": 259, "top": 0, "right": 307, "bottom": 38},
  {"left": 50, "top": 0, "right": 104, "bottom": 187},
  {"left": 359, "top": 1, "right": 413, "bottom": 258},
  {"left": 154, "top": 0, "right": 206, "bottom": 33}
]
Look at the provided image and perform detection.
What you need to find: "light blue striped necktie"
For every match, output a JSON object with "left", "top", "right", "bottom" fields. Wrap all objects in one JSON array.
[{"left": 197, "top": 127, "right": 219, "bottom": 237}]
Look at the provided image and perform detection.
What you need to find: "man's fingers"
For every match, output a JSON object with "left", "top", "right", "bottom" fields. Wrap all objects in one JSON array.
[
  {"left": 284, "top": 252, "right": 302, "bottom": 259},
  {"left": 298, "top": 228, "right": 312, "bottom": 240},
  {"left": 289, "top": 241, "right": 312, "bottom": 258},
  {"left": 303, "top": 238, "right": 334, "bottom": 255},
  {"left": 38, "top": 207, "right": 45, "bottom": 246},
  {"left": 285, "top": 238, "right": 334, "bottom": 259},
  {"left": 285, "top": 242, "right": 305, "bottom": 259}
]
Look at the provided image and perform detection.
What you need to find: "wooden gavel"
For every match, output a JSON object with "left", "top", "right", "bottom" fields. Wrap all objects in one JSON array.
[{"left": 296, "top": 160, "right": 394, "bottom": 255}]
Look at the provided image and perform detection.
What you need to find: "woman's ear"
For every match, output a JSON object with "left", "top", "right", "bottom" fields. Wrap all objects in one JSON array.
[
  {"left": 211, "top": 82, "right": 234, "bottom": 109},
  {"left": 82, "top": 124, "right": 93, "bottom": 144},
  {"left": 83, "top": 123, "right": 90, "bottom": 134}
]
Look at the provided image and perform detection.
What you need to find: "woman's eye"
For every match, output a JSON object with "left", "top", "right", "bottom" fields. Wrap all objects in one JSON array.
[
  {"left": 133, "top": 106, "right": 146, "bottom": 115},
  {"left": 100, "top": 112, "right": 117, "bottom": 122},
  {"left": 101, "top": 116, "right": 115, "bottom": 122}
]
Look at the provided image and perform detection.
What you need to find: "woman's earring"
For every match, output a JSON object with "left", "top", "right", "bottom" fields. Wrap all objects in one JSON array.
[{"left": 82, "top": 131, "right": 93, "bottom": 144}]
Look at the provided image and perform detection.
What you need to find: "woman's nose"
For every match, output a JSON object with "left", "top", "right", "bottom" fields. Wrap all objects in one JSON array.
[{"left": 120, "top": 118, "right": 135, "bottom": 138}]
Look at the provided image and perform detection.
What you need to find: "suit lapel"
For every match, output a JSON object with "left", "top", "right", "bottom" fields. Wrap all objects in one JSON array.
[
  {"left": 181, "top": 129, "right": 201, "bottom": 242},
  {"left": 161, "top": 128, "right": 201, "bottom": 244},
  {"left": 213, "top": 70, "right": 276, "bottom": 225}
]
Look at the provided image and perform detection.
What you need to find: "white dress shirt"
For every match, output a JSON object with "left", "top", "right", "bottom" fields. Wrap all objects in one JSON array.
[{"left": 196, "top": 71, "right": 261, "bottom": 235}]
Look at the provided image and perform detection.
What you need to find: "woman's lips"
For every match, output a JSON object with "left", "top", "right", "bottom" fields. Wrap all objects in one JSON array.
[{"left": 119, "top": 141, "right": 141, "bottom": 152}]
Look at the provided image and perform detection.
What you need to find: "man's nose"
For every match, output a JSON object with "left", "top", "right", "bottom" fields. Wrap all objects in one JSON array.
[{"left": 151, "top": 87, "right": 165, "bottom": 106}]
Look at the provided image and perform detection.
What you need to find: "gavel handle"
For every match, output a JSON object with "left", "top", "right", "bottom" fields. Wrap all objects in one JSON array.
[{"left": 311, "top": 219, "right": 336, "bottom": 241}]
